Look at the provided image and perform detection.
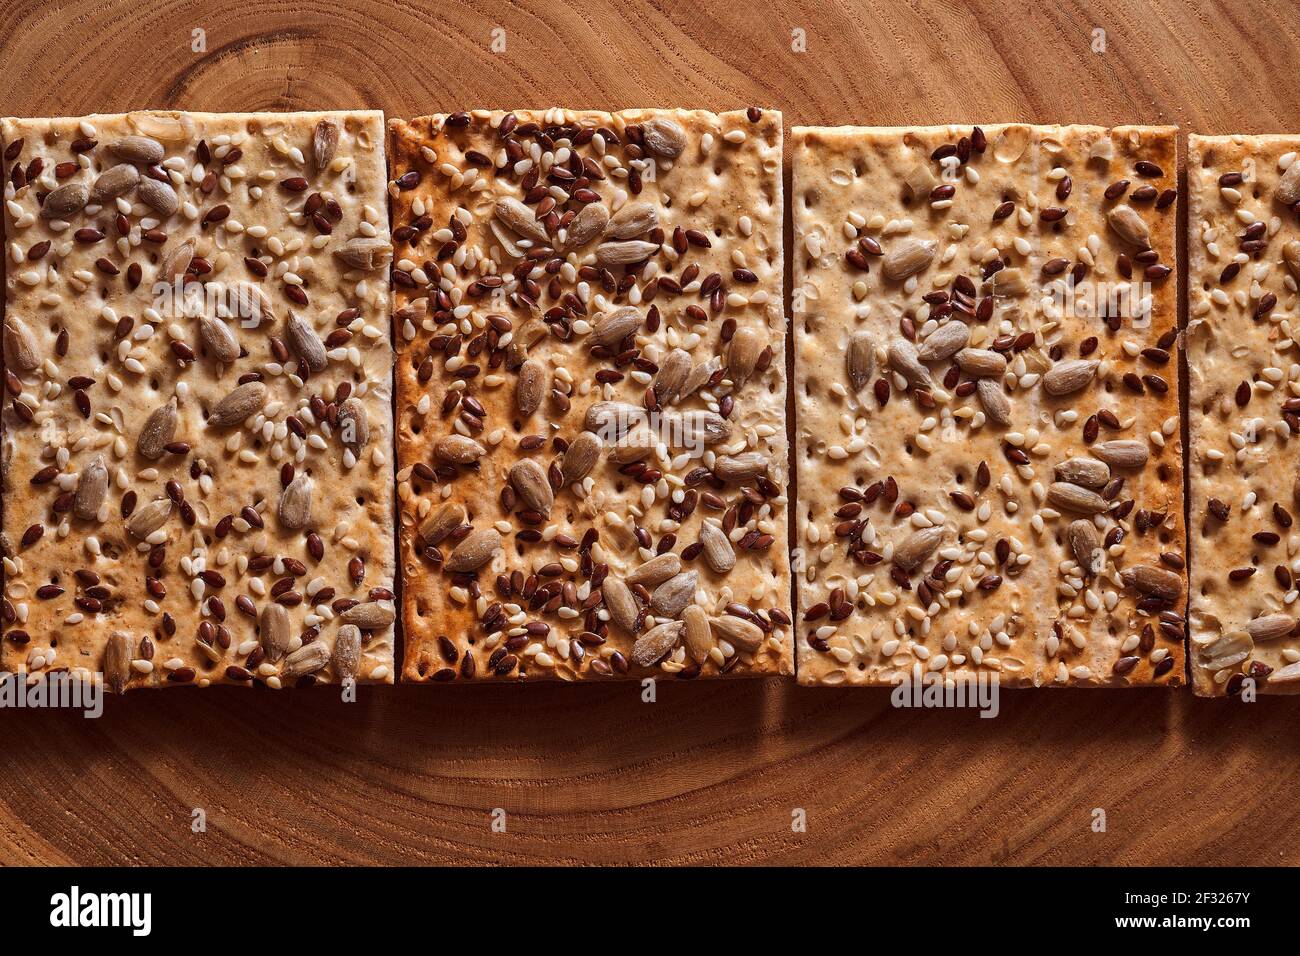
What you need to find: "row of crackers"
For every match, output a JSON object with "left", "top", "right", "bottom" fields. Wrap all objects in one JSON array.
[{"left": 1, "top": 109, "right": 1293, "bottom": 696}]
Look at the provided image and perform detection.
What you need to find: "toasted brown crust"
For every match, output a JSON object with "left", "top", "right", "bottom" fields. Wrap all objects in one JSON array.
[
  {"left": 1, "top": 110, "right": 395, "bottom": 690},
  {"left": 390, "top": 108, "right": 791, "bottom": 682},
  {"left": 1187, "top": 133, "right": 1300, "bottom": 696},
  {"left": 793, "top": 124, "right": 1184, "bottom": 687}
]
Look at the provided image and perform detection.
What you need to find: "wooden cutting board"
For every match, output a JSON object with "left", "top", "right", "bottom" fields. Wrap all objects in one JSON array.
[{"left": 1, "top": 0, "right": 1298, "bottom": 866}]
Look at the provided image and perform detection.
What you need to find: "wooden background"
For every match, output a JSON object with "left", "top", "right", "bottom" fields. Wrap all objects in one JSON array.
[{"left": 2, "top": 0, "right": 1298, "bottom": 866}]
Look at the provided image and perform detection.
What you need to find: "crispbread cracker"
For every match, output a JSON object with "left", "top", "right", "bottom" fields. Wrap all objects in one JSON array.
[
  {"left": 1188, "top": 133, "right": 1300, "bottom": 695},
  {"left": 1, "top": 110, "right": 395, "bottom": 690},
  {"left": 390, "top": 108, "right": 791, "bottom": 682},
  {"left": 793, "top": 124, "right": 1184, "bottom": 687}
]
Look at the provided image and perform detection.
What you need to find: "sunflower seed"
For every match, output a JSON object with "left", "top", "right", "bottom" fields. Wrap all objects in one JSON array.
[
  {"left": 1284, "top": 240, "right": 1300, "bottom": 281},
  {"left": 337, "top": 397, "right": 369, "bottom": 456},
  {"left": 281, "top": 640, "right": 330, "bottom": 679},
  {"left": 1269, "top": 662, "right": 1300, "bottom": 683},
  {"left": 670, "top": 410, "right": 731, "bottom": 447},
  {"left": 515, "top": 358, "right": 546, "bottom": 417},
  {"left": 713, "top": 452, "right": 768, "bottom": 482},
  {"left": 513, "top": 317, "right": 548, "bottom": 354},
  {"left": 560, "top": 431, "right": 601, "bottom": 485},
  {"left": 954, "top": 347, "right": 1007, "bottom": 378},
  {"left": 208, "top": 381, "right": 266, "bottom": 427},
  {"left": 699, "top": 521, "right": 736, "bottom": 573},
  {"left": 1047, "top": 481, "right": 1110, "bottom": 514},
  {"left": 1120, "top": 564, "right": 1182, "bottom": 601},
  {"left": 107, "top": 135, "right": 164, "bottom": 164},
  {"left": 595, "top": 240, "right": 658, "bottom": 267},
  {"left": 631, "top": 621, "right": 684, "bottom": 665},
  {"left": 158, "top": 237, "right": 195, "bottom": 282},
  {"left": 1067, "top": 519, "right": 1102, "bottom": 575},
  {"left": 104, "top": 632, "right": 131, "bottom": 695},
  {"left": 917, "top": 321, "right": 970, "bottom": 362},
  {"left": 887, "top": 339, "right": 932, "bottom": 388},
  {"left": 882, "top": 238, "right": 937, "bottom": 281},
  {"left": 73, "top": 455, "right": 108, "bottom": 520},
  {"left": 976, "top": 378, "right": 1011, "bottom": 425},
  {"left": 341, "top": 600, "right": 397, "bottom": 630},
  {"left": 433, "top": 434, "right": 486, "bottom": 463},
  {"left": 260, "top": 604, "right": 293, "bottom": 662},
  {"left": 137, "top": 399, "right": 177, "bottom": 460},
  {"left": 313, "top": 120, "right": 339, "bottom": 171},
  {"left": 584, "top": 401, "right": 640, "bottom": 437},
  {"left": 91, "top": 163, "right": 139, "bottom": 204},
  {"left": 196, "top": 638, "right": 223, "bottom": 666},
  {"left": 564, "top": 202, "right": 609, "bottom": 250},
  {"left": 605, "top": 201, "right": 658, "bottom": 240},
  {"left": 711, "top": 614, "right": 764, "bottom": 652},
  {"left": 445, "top": 529, "right": 502, "bottom": 572},
  {"left": 608, "top": 425, "right": 653, "bottom": 464},
  {"left": 137, "top": 176, "right": 179, "bottom": 217},
  {"left": 494, "top": 197, "right": 548, "bottom": 242},
  {"left": 903, "top": 163, "right": 938, "bottom": 199},
  {"left": 627, "top": 553, "right": 682, "bottom": 587},
  {"left": 510, "top": 458, "right": 553, "bottom": 514},
  {"left": 40, "top": 182, "right": 88, "bottom": 219},
  {"left": 602, "top": 576, "right": 640, "bottom": 634},
  {"left": 1198, "top": 630, "right": 1252, "bottom": 670},
  {"left": 278, "top": 473, "right": 313, "bottom": 529},
  {"left": 1054, "top": 456, "right": 1110, "bottom": 489},
  {"left": 1244, "top": 614, "right": 1294, "bottom": 642},
  {"left": 1042, "top": 359, "right": 1098, "bottom": 396},
  {"left": 199, "top": 315, "right": 240, "bottom": 364},
  {"left": 682, "top": 605, "right": 715, "bottom": 663},
  {"left": 649, "top": 571, "right": 697, "bottom": 619},
  {"left": 126, "top": 497, "right": 172, "bottom": 538},
  {"left": 1277, "top": 160, "right": 1300, "bottom": 206},
  {"left": 726, "top": 327, "right": 764, "bottom": 386},
  {"left": 4, "top": 316, "right": 40, "bottom": 371},
  {"left": 846, "top": 330, "right": 875, "bottom": 391},
  {"left": 1091, "top": 439, "right": 1149, "bottom": 469},
  {"left": 893, "top": 526, "right": 945, "bottom": 571},
  {"left": 1106, "top": 204, "right": 1150, "bottom": 247},
  {"left": 286, "top": 311, "right": 328, "bottom": 372},
  {"left": 991, "top": 268, "right": 1027, "bottom": 296},
  {"left": 680, "top": 356, "right": 721, "bottom": 402},
  {"left": 334, "top": 236, "right": 393, "bottom": 271},
  {"left": 332, "top": 624, "right": 362, "bottom": 682},
  {"left": 418, "top": 502, "right": 466, "bottom": 546},
  {"left": 590, "top": 306, "right": 641, "bottom": 347},
  {"left": 641, "top": 117, "right": 687, "bottom": 158},
  {"left": 653, "top": 348, "right": 692, "bottom": 405},
  {"left": 237, "top": 281, "right": 274, "bottom": 324}
]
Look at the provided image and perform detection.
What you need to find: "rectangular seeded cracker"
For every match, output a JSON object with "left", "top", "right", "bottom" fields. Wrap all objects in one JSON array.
[
  {"left": 390, "top": 108, "right": 791, "bottom": 682},
  {"left": 1, "top": 110, "right": 395, "bottom": 690},
  {"left": 1188, "top": 134, "right": 1300, "bottom": 695},
  {"left": 793, "top": 124, "right": 1184, "bottom": 687}
]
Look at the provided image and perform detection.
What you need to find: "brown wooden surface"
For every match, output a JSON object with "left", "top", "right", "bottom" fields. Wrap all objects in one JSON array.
[{"left": 1, "top": 0, "right": 1298, "bottom": 866}]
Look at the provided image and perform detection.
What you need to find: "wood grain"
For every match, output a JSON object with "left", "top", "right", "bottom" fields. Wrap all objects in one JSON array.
[{"left": 1, "top": 0, "right": 1298, "bottom": 866}]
